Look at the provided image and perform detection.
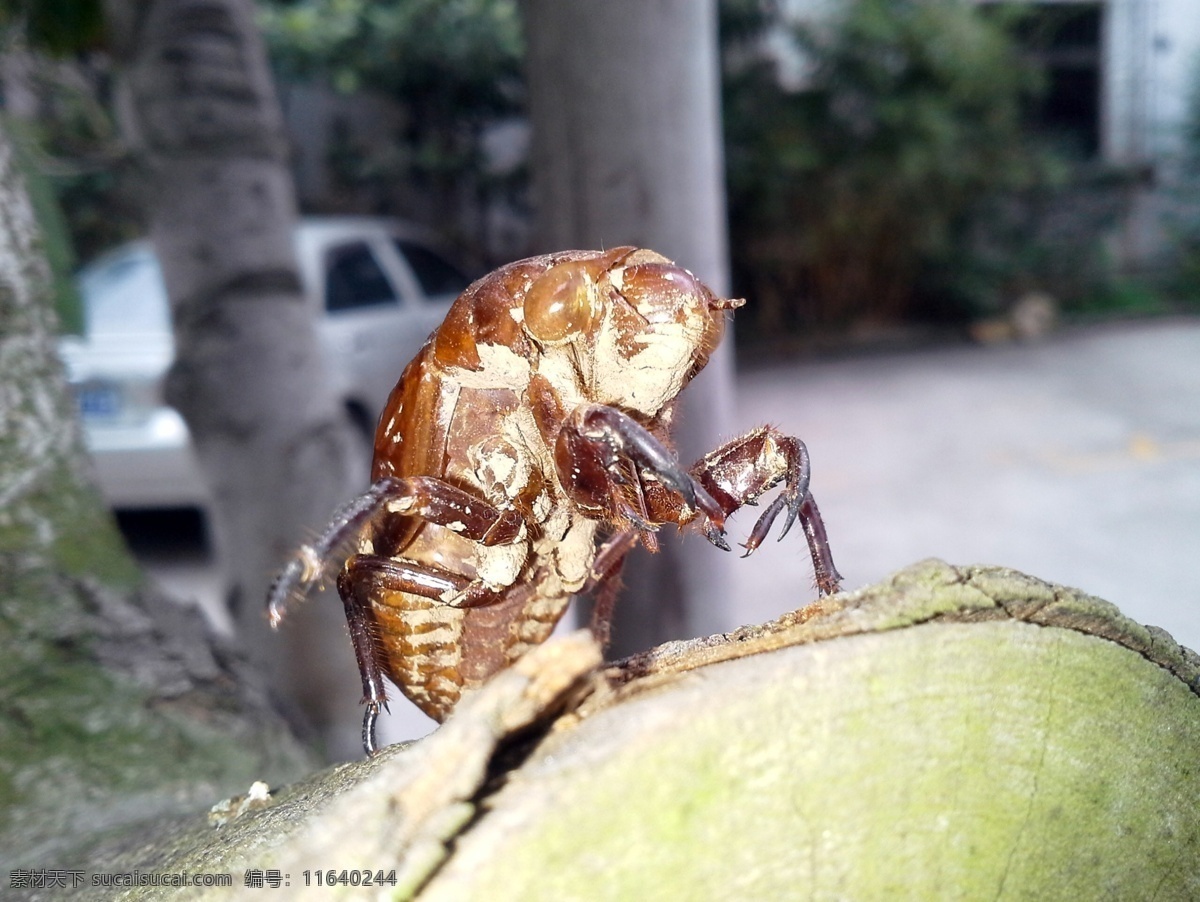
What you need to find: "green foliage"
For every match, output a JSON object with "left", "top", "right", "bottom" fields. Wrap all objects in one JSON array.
[
  {"left": 0, "top": 0, "right": 106, "bottom": 55},
  {"left": 263, "top": 0, "right": 521, "bottom": 108},
  {"left": 1075, "top": 278, "right": 1170, "bottom": 317},
  {"left": 723, "top": 0, "right": 1061, "bottom": 332},
  {"left": 0, "top": 23, "right": 144, "bottom": 269},
  {"left": 1, "top": 2, "right": 141, "bottom": 276},
  {"left": 15, "top": 82, "right": 141, "bottom": 270},
  {"left": 935, "top": 159, "right": 1145, "bottom": 319},
  {"left": 260, "top": 0, "right": 522, "bottom": 216}
]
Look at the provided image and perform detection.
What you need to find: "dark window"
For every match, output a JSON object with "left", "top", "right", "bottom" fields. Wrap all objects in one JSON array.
[
  {"left": 325, "top": 242, "right": 397, "bottom": 312},
  {"left": 1008, "top": 3, "right": 1104, "bottom": 158},
  {"left": 395, "top": 240, "right": 470, "bottom": 299}
]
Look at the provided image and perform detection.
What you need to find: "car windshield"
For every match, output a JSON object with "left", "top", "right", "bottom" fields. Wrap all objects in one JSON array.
[
  {"left": 79, "top": 249, "right": 171, "bottom": 337},
  {"left": 394, "top": 240, "right": 470, "bottom": 299},
  {"left": 325, "top": 242, "right": 398, "bottom": 311}
]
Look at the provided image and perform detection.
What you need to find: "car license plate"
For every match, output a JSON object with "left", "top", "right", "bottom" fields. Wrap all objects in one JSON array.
[{"left": 77, "top": 383, "right": 123, "bottom": 418}]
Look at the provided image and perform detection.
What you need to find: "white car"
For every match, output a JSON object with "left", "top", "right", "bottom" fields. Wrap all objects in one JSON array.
[{"left": 59, "top": 217, "right": 470, "bottom": 512}]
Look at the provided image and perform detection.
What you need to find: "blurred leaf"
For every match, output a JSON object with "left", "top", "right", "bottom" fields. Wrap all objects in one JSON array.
[
  {"left": 722, "top": 0, "right": 1073, "bottom": 330},
  {"left": 258, "top": 0, "right": 522, "bottom": 245},
  {"left": 0, "top": 0, "right": 107, "bottom": 54}
]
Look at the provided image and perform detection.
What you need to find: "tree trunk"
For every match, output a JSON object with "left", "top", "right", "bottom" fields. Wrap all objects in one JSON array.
[
  {"left": 521, "top": 0, "right": 739, "bottom": 654},
  {"left": 105, "top": 0, "right": 368, "bottom": 758},
  {"left": 0, "top": 120, "right": 313, "bottom": 873},
  {"left": 33, "top": 561, "right": 1199, "bottom": 900},
  {"left": 419, "top": 562, "right": 1200, "bottom": 901}
]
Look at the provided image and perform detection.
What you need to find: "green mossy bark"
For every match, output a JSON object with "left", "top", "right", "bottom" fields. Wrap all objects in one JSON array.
[
  {"left": 418, "top": 560, "right": 1200, "bottom": 900},
  {"left": 1, "top": 120, "right": 316, "bottom": 875},
  {"left": 1, "top": 436, "right": 313, "bottom": 866},
  {"left": 427, "top": 619, "right": 1199, "bottom": 900},
  {"left": 19, "top": 561, "right": 1196, "bottom": 901}
]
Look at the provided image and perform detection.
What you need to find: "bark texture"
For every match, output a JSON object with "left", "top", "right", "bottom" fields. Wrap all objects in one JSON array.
[
  {"left": 105, "top": 0, "right": 368, "bottom": 757},
  {"left": 32, "top": 560, "right": 1199, "bottom": 901},
  {"left": 0, "top": 121, "right": 314, "bottom": 875},
  {"left": 426, "top": 561, "right": 1200, "bottom": 900},
  {"left": 521, "top": 0, "right": 739, "bottom": 653}
]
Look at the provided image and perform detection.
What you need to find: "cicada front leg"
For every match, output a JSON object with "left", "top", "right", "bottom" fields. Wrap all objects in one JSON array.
[{"left": 689, "top": 426, "right": 842, "bottom": 597}]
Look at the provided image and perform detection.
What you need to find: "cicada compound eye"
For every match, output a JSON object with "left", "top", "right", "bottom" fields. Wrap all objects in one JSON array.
[
  {"left": 523, "top": 260, "right": 600, "bottom": 346},
  {"left": 617, "top": 263, "right": 711, "bottom": 324}
]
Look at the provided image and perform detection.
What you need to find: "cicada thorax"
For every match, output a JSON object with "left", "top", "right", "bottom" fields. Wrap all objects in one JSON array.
[{"left": 360, "top": 252, "right": 623, "bottom": 720}]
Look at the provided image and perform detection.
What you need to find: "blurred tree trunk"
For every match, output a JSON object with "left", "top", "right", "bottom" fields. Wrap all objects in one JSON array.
[
  {"left": 103, "top": 0, "right": 367, "bottom": 759},
  {"left": 0, "top": 120, "right": 313, "bottom": 869},
  {"left": 521, "top": 0, "right": 739, "bottom": 655}
]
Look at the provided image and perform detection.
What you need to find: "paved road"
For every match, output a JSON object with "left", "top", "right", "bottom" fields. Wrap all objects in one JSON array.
[{"left": 725, "top": 317, "right": 1200, "bottom": 655}]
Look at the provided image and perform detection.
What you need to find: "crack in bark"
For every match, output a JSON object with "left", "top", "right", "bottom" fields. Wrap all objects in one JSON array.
[{"left": 402, "top": 713, "right": 568, "bottom": 899}]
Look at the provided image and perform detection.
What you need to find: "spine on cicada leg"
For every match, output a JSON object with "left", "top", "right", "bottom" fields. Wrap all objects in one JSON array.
[
  {"left": 266, "top": 477, "right": 403, "bottom": 628},
  {"left": 266, "top": 544, "right": 328, "bottom": 628}
]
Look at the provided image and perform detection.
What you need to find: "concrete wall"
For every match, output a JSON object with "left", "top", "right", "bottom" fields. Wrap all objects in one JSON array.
[{"left": 1105, "top": 0, "right": 1200, "bottom": 166}]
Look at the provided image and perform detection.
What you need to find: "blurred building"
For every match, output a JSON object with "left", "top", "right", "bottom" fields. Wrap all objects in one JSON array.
[
  {"left": 982, "top": 0, "right": 1200, "bottom": 266},
  {"left": 777, "top": 0, "right": 1200, "bottom": 268}
]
